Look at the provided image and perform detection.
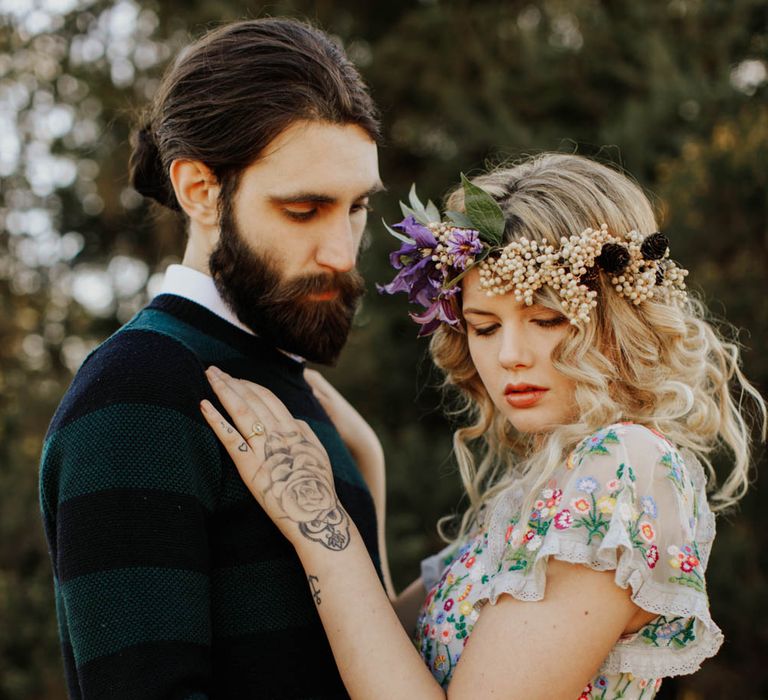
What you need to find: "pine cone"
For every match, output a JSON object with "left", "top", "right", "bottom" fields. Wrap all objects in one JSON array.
[
  {"left": 641, "top": 232, "right": 669, "bottom": 261},
  {"left": 596, "top": 243, "right": 630, "bottom": 274}
]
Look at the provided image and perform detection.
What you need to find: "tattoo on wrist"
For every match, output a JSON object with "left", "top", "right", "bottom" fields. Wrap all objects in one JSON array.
[
  {"left": 308, "top": 574, "right": 322, "bottom": 605},
  {"left": 259, "top": 430, "right": 350, "bottom": 551}
]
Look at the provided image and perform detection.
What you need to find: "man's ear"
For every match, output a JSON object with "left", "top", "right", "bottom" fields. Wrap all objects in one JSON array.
[{"left": 169, "top": 159, "right": 220, "bottom": 227}]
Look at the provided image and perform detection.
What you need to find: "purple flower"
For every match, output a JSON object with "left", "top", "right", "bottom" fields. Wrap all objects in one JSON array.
[
  {"left": 378, "top": 253, "right": 441, "bottom": 308},
  {"left": 410, "top": 287, "right": 460, "bottom": 337},
  {"left": 378, "top": 216, "right": 443, "bottom": 308},
  {"left": 395, "top": 216, "right": 438, "bottom": 249},
  {"left": 379, "top": 216, "right": 466, "bottom": 336},
  {"left": 445, "top": 228, "right": 483, "bottom": 269}
]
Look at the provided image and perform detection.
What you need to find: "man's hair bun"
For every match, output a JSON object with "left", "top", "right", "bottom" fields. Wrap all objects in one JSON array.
[{"left": 129, "top": 125, "right": 180, "bottom": 211}]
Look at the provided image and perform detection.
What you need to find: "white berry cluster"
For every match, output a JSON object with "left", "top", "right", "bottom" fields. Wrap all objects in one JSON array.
[
  {"left": 476, "top": 223, "right": 688, "bottom": 325},
  {"left": 609, "top": 230, "right": 687, "bottom": 306}
]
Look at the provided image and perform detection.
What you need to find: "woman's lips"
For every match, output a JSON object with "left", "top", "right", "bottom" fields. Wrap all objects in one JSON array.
[{"left": 504, "top": 384, "right": 549, "bottom": 409}]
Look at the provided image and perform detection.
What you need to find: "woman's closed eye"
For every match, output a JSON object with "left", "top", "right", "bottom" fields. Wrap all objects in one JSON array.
[
  {"left": 532, "top": 315, "right": 568, "bottom": 328},
  {"left": 470, "top": 324, "right": 500, "bottom": 337}
]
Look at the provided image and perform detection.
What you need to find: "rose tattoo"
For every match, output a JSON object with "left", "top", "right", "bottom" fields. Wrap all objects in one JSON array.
[{"left": 260, "top": 430, "right": 350, "bottom": 551}]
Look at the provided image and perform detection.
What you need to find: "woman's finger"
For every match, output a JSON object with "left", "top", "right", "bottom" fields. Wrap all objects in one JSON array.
[
  {"left": 239, "top": 380, "right": 296, "bottom": 426},
  {"left": 198, "top": 399, "right": 270, "bottom": 495},
  {"left": 205, "top": 366, "right": 277, "bottom": 445}
]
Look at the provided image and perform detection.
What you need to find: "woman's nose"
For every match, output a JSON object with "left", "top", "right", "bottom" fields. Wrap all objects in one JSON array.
[{"left": 497, "top": 327, "right": 533, "bottom": 369}]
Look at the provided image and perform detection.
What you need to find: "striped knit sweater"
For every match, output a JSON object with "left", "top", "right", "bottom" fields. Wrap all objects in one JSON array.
[{"left": 39, "top": 294, "right": 380, "bottom": 699}]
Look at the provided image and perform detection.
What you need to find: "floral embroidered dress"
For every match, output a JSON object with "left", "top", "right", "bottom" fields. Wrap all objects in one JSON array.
[{"left": 416, "top": 423, "right": 721, "bottom": 699}]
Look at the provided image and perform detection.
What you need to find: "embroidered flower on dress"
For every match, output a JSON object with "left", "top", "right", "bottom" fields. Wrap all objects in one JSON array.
[
  {"left": 596, "top": 495, "right": 616, "bottom": 514},
  {"left": 554, "top": 509, "right": 573, "bottom": 530},
  {"left": 438, "top": 624, "right": 454, "bottom": 644},
  {"left": 640, "top": 523, "right": 656, "bottom": 543},
  {"left": 526, "top": 534, "right": 543, "bottom": 551},
  {"left": 646, "top": 544, "right": 659, "bottom": 569},
  {"left": 667, "top": 543, "right": 705, "bottom": 591},
  {"left": 571, "top": 497, "right": 591, "bottom": 513},
  {"left": 640, "top": 495, "right": 658, "bottom": 518},
  {"left": 576, "top": 476, "right": 600, "bottom": 494}
]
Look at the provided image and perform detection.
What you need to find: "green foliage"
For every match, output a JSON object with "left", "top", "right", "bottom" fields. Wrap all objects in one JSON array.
[
  {"left": 2, "top": 0, "right": 767, "bottom": 697},
  {"left": 459, "top": 173, "right": 506, "bottom": 245}
]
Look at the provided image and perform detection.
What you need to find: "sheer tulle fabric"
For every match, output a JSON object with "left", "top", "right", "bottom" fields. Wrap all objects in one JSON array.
[{"left": 417, "top": 424, "right": 721, "bottom": 698}]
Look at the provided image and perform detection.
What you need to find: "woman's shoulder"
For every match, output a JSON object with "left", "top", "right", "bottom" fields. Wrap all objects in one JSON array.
[
  {"left": 575, "top": 421, "right": 676, "bottom": 450},
  {"left": 567, "top": 422, "right": 681, "bottom": 471}
]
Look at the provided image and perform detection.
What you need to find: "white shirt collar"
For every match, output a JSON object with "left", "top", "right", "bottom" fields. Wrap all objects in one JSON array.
[
  {"left": 157, "top": 264, "right": 305, "bottom": 363},
  {"left": 157, "top": 264, "right": 255, "bottom": 335}
]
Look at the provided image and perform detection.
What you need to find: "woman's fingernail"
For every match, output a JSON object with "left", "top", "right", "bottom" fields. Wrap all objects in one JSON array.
[
  {"left": 200, "top": 399, "right": 211, "bottom": 412},
  {"left": 207, "top": 366, "right": 220, "bottom": 378}
]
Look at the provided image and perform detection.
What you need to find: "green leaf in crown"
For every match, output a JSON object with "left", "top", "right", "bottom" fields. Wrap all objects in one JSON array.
[
  {"left": 460, "top": 173, "right": 505, "bottom": 246},
  {"left": 399, "top": 183, "right": 442, "bottom": 226}
]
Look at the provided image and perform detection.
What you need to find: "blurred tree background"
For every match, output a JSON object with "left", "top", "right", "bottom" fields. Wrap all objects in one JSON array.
[{"left": 1, "top": 0, "right": 766, "bottom": 697}]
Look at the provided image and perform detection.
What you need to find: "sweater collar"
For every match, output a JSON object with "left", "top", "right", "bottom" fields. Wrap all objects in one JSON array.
[
  {"left": 156, "top": 264, "right": 304, "bottom": 364},
  {"left": 158, "top": 264, "right": 255, "bottom": 336}
]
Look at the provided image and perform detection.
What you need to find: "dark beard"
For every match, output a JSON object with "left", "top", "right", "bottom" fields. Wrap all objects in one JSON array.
[{"left": 208, "top": 206, "right": 365, "bottom": 365}]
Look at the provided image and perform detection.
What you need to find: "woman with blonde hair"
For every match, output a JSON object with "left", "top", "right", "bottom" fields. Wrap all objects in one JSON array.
[{"left": 199, "top": 153, "right": 764, "bottom": 699}]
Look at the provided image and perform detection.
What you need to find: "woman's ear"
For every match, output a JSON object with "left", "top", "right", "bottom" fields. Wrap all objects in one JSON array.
[{"left": 169, "top": 159, "right": 220, "bottom": 227}]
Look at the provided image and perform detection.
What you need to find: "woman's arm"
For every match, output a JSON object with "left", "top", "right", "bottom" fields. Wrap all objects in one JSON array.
[
  {"left": 201, "top": 368, "right": 645, "bottom": 700},
  {"left": 304, "top": 369, "right": 395, "bottom": 599}
]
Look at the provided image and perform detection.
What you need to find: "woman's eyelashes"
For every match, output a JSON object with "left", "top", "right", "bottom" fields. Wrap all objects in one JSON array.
[
  {"left": 533, "top": 315, "right": 568, "bottom": 328},
  {"left": 470, "top": 324, "right": 499, "bottom": 337},
  {"left": 469, "top": 315, "right": 567, "bottom": 336}
]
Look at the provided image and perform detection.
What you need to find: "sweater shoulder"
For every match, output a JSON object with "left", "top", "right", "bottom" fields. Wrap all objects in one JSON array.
[{"left": 48, "top": 315, "right": 211, "bottom": 436}]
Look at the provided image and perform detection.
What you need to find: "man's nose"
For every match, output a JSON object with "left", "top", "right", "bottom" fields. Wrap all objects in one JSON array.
[
  {"left": 497, "top": 327, "right": 533, "bottom": 369},
  {"left": 315, "top": 217, "right": 357, "bottom": 273}
]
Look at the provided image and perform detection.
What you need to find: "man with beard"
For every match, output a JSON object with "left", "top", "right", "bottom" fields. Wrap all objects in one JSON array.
[{"left": 39, "top": 19, "right": 386, "bottom": 699}]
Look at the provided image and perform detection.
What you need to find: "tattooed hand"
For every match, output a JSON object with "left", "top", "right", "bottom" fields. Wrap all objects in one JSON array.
[
  {"left": 200, "top": 366, "right": 350, "bottom": 551},
  {"left": 262, "top": 430, "right": 349, "bottom": 549}
]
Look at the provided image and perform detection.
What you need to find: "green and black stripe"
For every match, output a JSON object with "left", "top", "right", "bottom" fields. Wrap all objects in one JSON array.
[{"left": 40, "top": 294, "right": 379, "bottom": 699}]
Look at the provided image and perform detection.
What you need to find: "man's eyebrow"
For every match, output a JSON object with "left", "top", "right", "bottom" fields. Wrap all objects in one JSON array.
[{"left": 269, "top": 182, "right": 386, "bottom": 206}]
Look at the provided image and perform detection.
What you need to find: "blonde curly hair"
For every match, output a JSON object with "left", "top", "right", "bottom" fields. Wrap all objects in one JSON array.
[{"left": 430, "top": 153, "right": 766, "bottom": 540}]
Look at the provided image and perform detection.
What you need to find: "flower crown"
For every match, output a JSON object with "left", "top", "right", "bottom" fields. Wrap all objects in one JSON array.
[{"left": 378, "top": 175, "right": 688, "bottom": 336}]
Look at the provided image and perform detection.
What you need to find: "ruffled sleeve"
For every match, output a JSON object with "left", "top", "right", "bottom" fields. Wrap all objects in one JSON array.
[{"left": 478, "top": 422, "right": 722, "bottom": 679}]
